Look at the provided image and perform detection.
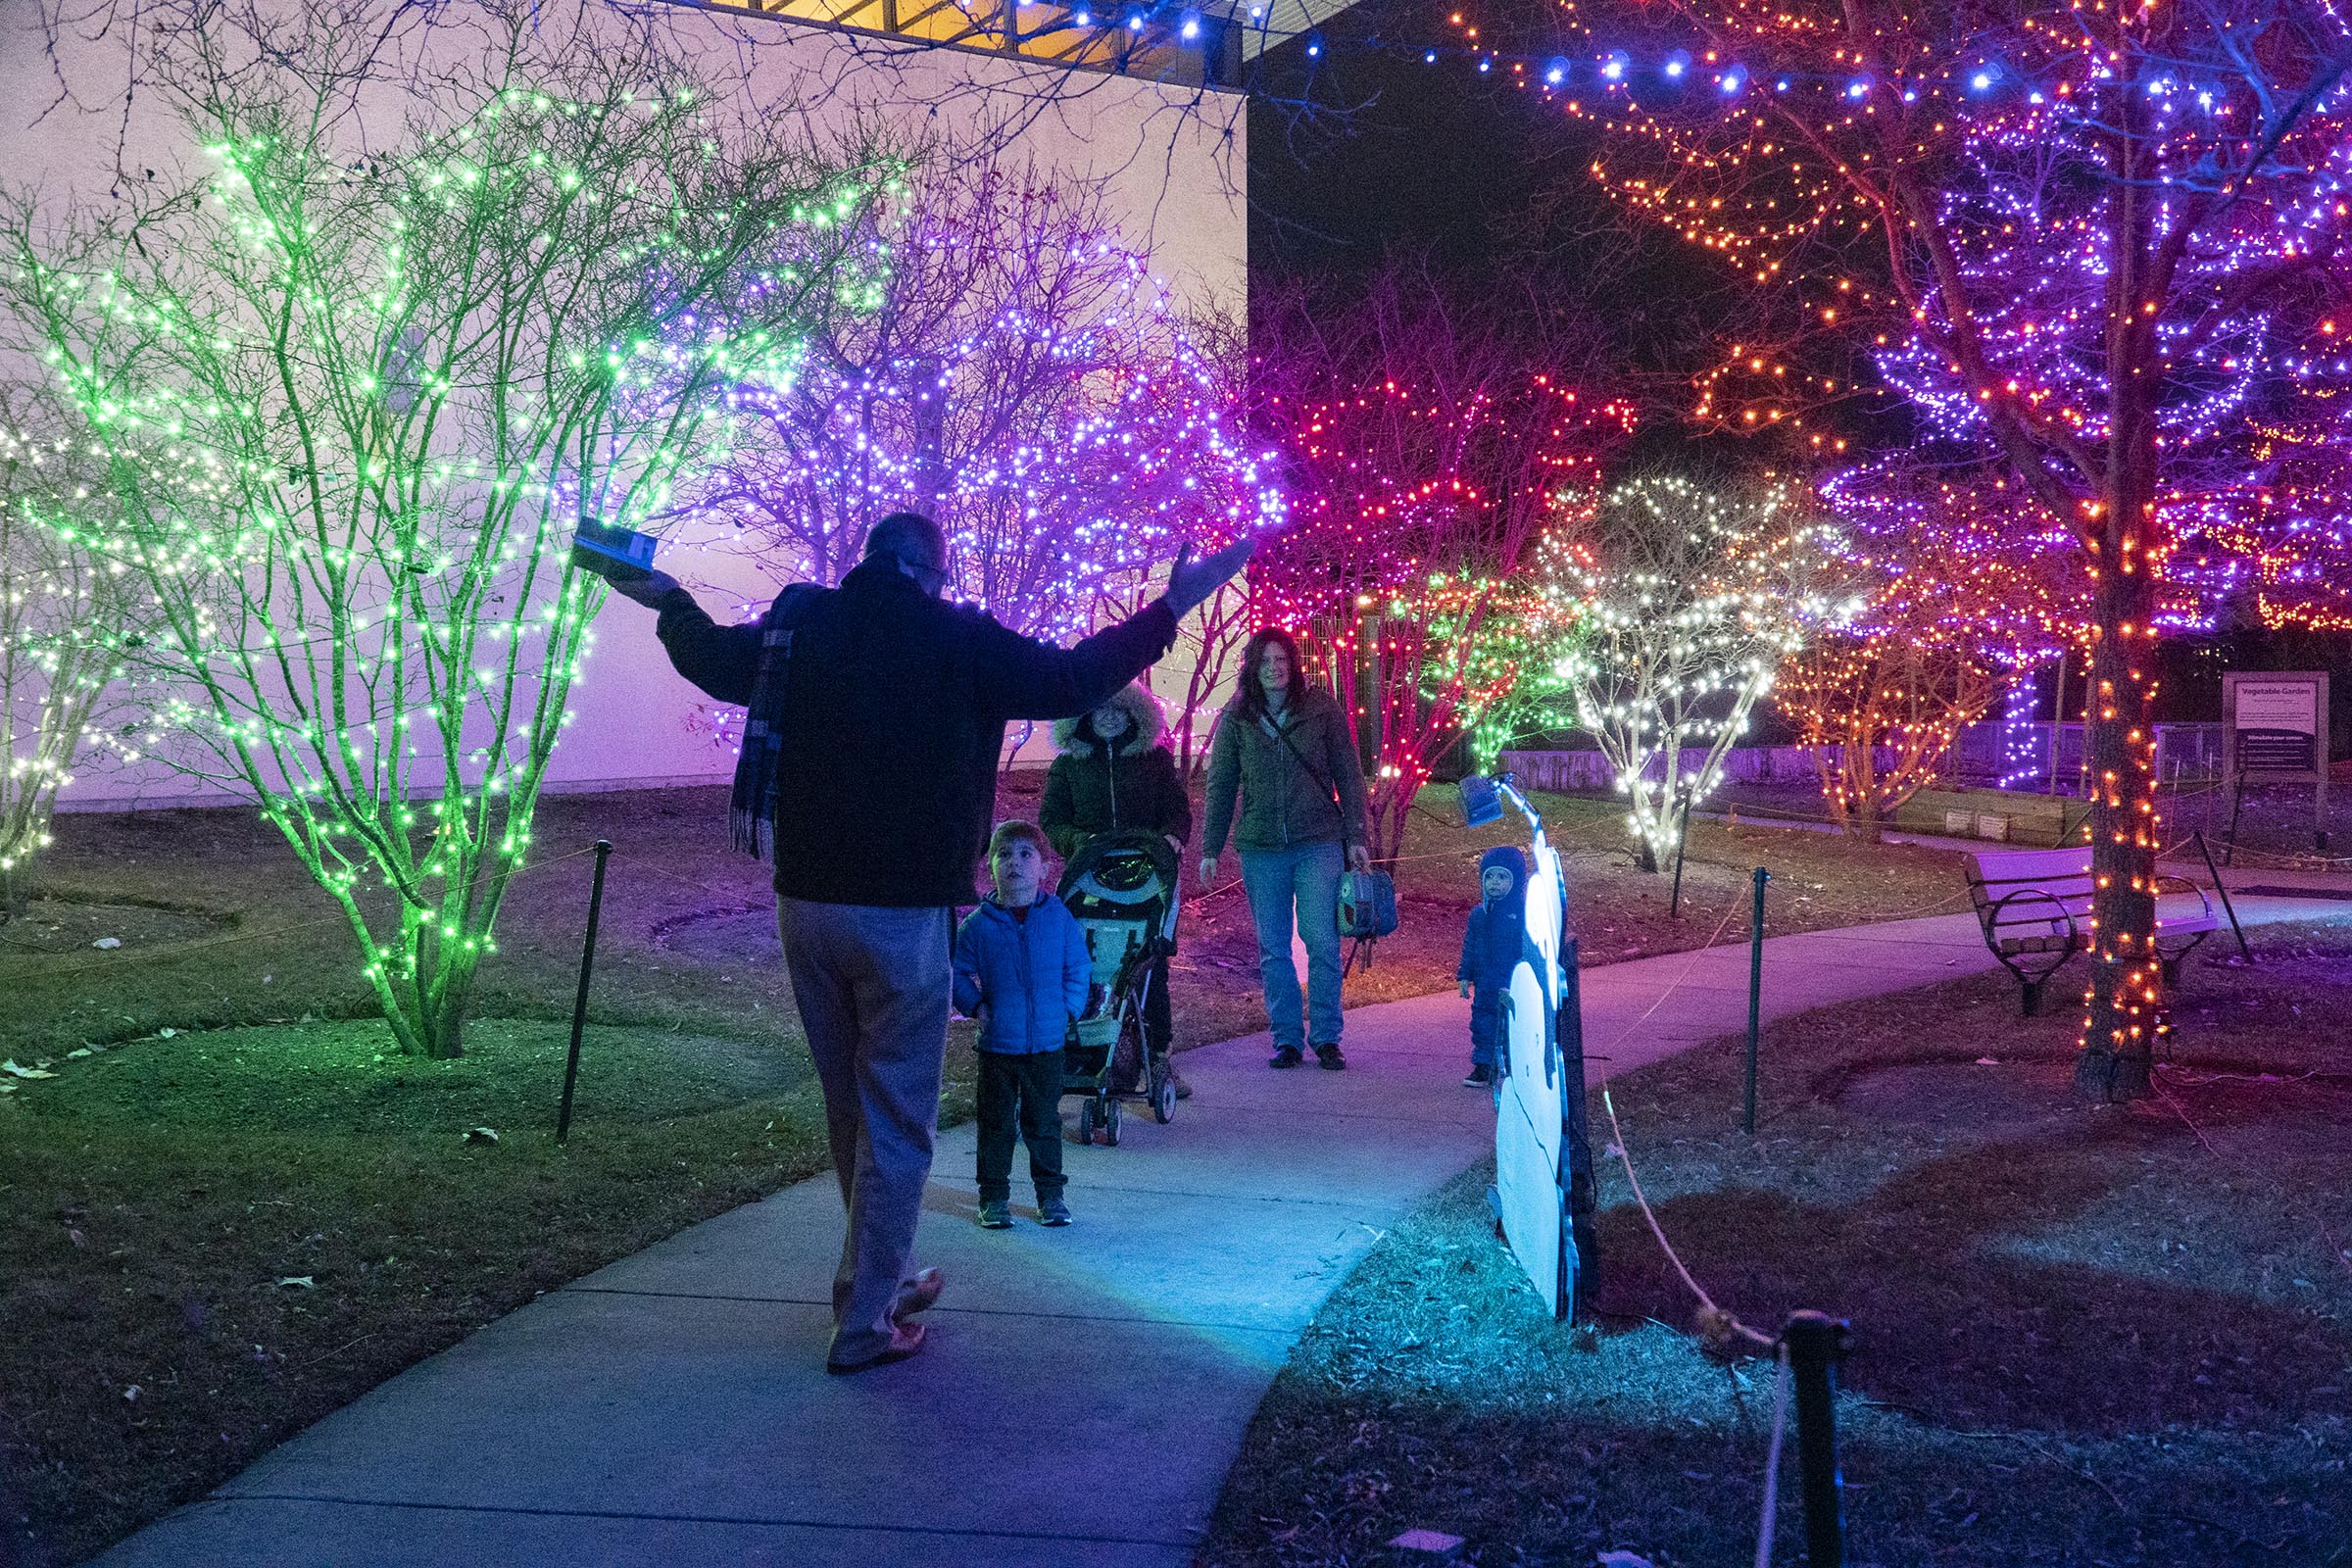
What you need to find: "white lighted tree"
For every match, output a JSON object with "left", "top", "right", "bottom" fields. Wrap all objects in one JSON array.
[
  {"left": 0, "top": 395, "right": 149, "bottom": 913},
  {"left": 1556, "top": 475, "right": 1859, "bottom": 870},
  {"left": 2, "top": 0, "right": 885, "bottom": 1056}
]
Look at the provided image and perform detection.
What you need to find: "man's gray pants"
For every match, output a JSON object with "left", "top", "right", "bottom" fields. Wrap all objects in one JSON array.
[{"left": 777, "top": 899, "right": 952, "bottom": 1366}]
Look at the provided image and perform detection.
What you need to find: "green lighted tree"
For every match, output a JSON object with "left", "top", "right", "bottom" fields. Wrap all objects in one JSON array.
[{"left": 1, "top": 1, "right": 885, "bottom": 1056}]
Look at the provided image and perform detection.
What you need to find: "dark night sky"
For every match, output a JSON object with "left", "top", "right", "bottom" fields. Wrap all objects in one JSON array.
[
  {"left": 1243, "top": 0, "right": 1810, "bottom": 471},
  {"left": 1247, "top": 1, "right": 1556, "bottom": 278}
]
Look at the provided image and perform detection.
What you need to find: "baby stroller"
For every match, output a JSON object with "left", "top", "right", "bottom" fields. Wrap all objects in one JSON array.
[{"left": 1058, "top": 829, "right": 1183, "bottom": 1146}]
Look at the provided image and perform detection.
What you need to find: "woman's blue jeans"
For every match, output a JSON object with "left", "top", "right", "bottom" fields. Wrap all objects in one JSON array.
[{"left": 1238, "top": 840, "right": 1345, "bottom": 1051}]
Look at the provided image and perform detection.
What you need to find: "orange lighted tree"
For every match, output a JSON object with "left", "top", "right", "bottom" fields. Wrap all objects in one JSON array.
[{"left": 1467, "top": 0, "right": 2352, "bottom": 1099}]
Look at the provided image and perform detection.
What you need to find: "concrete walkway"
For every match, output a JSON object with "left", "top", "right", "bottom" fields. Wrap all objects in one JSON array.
[{"left": 98, "top": 890, "right": 2346, "bottom": 1567}]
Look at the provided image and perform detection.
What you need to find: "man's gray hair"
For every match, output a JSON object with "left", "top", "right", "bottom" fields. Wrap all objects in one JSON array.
[{"left": 864, "top": 512, "right": 947, "bottom": 569}]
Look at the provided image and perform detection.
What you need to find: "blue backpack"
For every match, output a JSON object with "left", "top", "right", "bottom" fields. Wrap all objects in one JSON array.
[{"left": 1338, "top": 868, "right": 1399, "bottom": 940}]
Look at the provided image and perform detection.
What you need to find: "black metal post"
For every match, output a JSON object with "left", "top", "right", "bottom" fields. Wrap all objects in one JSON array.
[
  {"left": 2191, "top": 829, "right": 2252, "bottom": 962},
  {"left": 1744, "top": 866, "right": 1770, "bottom": 1135},
  {"left": 1555, "top": 937, "right": 1600, "bottom": 1316},
  {"left": 1784, "top": 1310, "right": 1852, "bottom": 1567},
  {"left": 556, "top": 840, "right": 612, "bottom": 1145},
  {"left": 1667, "top": 789, "right": 1693, "bottom": 922},
  {"left": 2224, "top": 768, "right": 2247, "bottom": 867}
]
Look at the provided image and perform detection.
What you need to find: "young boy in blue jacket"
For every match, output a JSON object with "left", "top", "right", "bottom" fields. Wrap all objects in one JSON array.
[
  {"left": 1456, "top": 846, "right": 1530, "bottom": 1088},
  {"left": 954, "top": 821, "right": 1092, "bottom": 1229}
]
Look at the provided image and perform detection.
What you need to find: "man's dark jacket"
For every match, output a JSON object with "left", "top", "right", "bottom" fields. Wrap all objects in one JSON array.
[{"left": 656, "top": 557, "right": 1177, "bottom": 907}]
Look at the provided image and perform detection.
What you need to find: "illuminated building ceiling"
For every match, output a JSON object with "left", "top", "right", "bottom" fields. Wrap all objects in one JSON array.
[{"left": 683, "top": 0, "right": 1363, "bottom": 88}]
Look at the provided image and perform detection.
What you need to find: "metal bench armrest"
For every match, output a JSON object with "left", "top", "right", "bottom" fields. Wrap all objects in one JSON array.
[
  {"left": 1984, "top": 886, "right": 2081, "bottom": 981},
  {"left": 2155, "top": 874, "right": 2213, "bottom": 922}
]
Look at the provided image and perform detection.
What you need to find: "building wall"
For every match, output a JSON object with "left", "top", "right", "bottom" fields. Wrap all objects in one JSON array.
[{"left": 2, "top": 0, "right": 1246, "bottom": 809}]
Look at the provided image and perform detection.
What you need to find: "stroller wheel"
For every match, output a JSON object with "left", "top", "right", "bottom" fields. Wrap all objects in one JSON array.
[
  {"left": 1102, "top": 1097, "right": 1121, "bottom": 1147},
  {"left": 1075, "top": 1099, "right": 1097, "bottom": 1146},
  {"left": 1149, "top": 1059, "right": 1175, "bottom": 1125}
]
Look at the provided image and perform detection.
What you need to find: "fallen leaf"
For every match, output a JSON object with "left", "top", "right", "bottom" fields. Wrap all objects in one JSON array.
[
  {"left": 122, "top": 1386, "right": 141, "bottom": 1402},
  {"left": 464, "top": 1126, "right": 499, "bottom": 1145},
  {"left": 67, "top": 1047, "right": 92, "bottom": 1059},
  {"left": 1, "top": 1060, "right": 57, "bottom": 1080},
  {"left": 91, "top": 937, "right": 122, "bottom": 950},
  {"left": 157, "top": 1028, "right": 177, "bottom": 1040},
  {"left": 1599, "top": 1553, "right": 1656, "bottom": 1568},
  {"left": 276, "top": 1276, "right": 315, "bottom": 1290},
  {"left": 1389, "top": 1528, "right": 1464, "bottom": 1553}
]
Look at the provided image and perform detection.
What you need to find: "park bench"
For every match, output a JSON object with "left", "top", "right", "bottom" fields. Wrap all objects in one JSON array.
[{"left": 1963, "top": 846, "right": 2219, "bottom": 1016}]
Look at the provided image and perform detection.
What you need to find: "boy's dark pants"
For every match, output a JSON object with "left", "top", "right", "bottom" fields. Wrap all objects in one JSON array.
[{"left": 976, "top": 1048, "right": 1066, "bottom": 1202}]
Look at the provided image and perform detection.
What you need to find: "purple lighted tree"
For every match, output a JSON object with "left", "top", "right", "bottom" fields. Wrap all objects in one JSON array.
[
  {"left": 684, "top": 143, "right": 1280, "bottom": 647},
  {"left": 1469, "top": 0, "right": 2352, "bottom": 1098}
]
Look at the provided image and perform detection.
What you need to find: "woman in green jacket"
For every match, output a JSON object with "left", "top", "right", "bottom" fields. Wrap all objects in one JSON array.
[
  {"left": 1041, "top": 682, "right": 1193, "bottom": 1089},
  {"left": 1198, "top": 628, "right": 1371, "bottom": 1070}
]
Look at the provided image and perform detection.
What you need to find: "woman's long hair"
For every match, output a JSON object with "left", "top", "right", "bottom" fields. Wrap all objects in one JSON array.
[{"left": 1232, "top": 626, "right": 1306, "bottom": 726}]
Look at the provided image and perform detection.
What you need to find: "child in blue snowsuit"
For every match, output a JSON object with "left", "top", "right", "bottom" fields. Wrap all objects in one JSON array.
[
  {"left": 954, "top": 821, "right": 1092, "bottom": 1230},
  {"left": 1456, "top": 846, "right": 1530, "bottom": 1088}
]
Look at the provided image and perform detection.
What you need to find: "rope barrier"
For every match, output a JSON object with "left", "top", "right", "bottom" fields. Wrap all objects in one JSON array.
[{"left": 1590, "top": 894, "right": 1779, "bottom": 1350}]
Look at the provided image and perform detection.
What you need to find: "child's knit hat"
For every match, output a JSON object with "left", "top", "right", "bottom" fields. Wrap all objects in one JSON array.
[{"left": 1478, "top": 845, "right": 1529, "bottom": 913}]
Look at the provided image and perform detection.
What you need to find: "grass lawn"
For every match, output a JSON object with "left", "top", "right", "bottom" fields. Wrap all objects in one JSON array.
[
  {"left": 1201, "top": 917, "right": 2352, "bottom": 1568},
  {"left": 0, "top": 777, "right": 1961, "bottom": 1566}
]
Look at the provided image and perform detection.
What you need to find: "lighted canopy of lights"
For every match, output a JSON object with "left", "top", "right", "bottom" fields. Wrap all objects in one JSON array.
[{"left": 1424, "top": 0, "right": 2352, "bottom": 636}]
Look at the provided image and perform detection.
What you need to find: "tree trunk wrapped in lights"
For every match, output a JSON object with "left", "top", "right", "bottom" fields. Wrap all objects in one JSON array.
[
  {"left": 1554, "top": 475, "right": 1859, "bottom": 871},
  {"left": 1, "top": 0, "right": 889, "bottom": 1057},
  {"left": 1486, "top": 0, "right": 2352, "bottom": 1096}
]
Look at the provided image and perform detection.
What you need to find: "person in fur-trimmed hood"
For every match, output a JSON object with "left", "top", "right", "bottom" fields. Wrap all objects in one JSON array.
[
  {"left": 1040, "top": 681, "right": 1193, "bottom": 1091},
  {"left": 1040, "top": 681, "right": 1193, "bottom": 860}
]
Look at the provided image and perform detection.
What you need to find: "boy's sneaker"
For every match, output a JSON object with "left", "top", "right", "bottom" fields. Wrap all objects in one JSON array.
[
  {"left": 1038, "top": 1195, "right": 1073, "bottom": 1227},
  {"left": 977, "top": 1200, "right": 1013, "bottom": 1229},
  {"left": 1312, "top": 1042, "right": 1347, "bottom": 1071},
  {"left": 1463, "top": 1063, "right": 1495, "bottom": 1087},
  {"left": 1269, "top": 1045, "right": 1303, "bottom": 1069}
]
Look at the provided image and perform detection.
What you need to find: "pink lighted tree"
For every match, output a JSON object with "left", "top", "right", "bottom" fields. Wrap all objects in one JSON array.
[{"left": 1250, "top": 266, "right": 1638, "bottom": 864}]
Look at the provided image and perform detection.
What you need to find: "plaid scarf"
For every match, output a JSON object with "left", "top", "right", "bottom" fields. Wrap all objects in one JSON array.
[{"left": 730, "top": 585, "right": 819, "bottom": 859}]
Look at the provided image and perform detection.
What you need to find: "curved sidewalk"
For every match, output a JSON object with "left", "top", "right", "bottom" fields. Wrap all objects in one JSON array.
[{"left": 98, "top": 889, "right": 2342, "bottom": 1567}]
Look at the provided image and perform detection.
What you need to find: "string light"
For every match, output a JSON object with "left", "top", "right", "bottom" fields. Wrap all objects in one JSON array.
[
  {"left": 1250, "top": 354, "right": 1636, "bottom": 860},
  {"left": 692, "top": 153, "right": 1281, "bottom": 645},
  {"left": 1546, "top": 476, "right": 1858, "bottom": 870}
]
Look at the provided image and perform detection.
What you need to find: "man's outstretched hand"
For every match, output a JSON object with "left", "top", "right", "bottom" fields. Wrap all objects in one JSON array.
[
  {"left": 605, "top": 568, "right": 681, "bottom": 609},
  {"left": 1162, "top": 536, "right": 1255, "bottom": 620}
]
